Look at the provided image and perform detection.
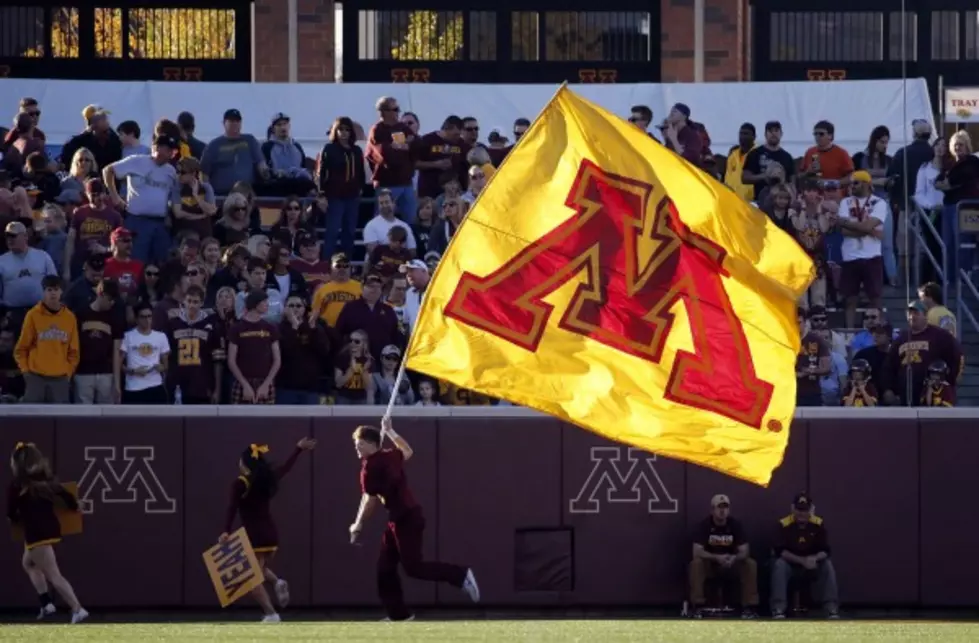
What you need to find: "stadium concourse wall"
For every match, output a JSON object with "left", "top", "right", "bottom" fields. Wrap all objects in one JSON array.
[
  {"left": 0, "top": 78, "right": 933, "bottom": 158},
  {"left": 0, "top": 406, "right": 973, "bottom": 610}
]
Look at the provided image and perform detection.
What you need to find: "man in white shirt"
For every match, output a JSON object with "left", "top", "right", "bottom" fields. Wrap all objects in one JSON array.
[
  {"left": 835, "top": 170, "right": 889, "bottom": 329},
  {"left": 400, "top": 259, "right": 430, "bottom": 337},
  {"left": 363, "top": 189, "right": 416, "bottom": 256},
  {"left": 118, "top": 301, "right": 170, "bottom": 404}
]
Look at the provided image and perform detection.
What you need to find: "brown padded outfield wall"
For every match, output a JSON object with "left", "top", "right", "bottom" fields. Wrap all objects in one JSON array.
[{"left": 0, "top": 406, "right": 974, "bottom": 610}]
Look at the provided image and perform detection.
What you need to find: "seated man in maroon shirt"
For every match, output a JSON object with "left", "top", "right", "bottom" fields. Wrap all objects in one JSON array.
[
  {"left": 349, "top": 416, "right": 479, "bottom": 621},
  {"left": 335, "top": 273, "right": 403, "bottom": 361}
]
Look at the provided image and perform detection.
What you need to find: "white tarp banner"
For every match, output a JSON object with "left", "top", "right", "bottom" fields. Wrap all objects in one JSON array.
[
  {"left": 943, "top": 87, "right": 979, "bottom": 123},
  {"left": 0, "top": 78, "right": 933, "bottom": 158}
]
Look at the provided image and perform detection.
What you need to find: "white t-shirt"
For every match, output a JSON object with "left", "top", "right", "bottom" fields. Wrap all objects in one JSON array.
[
  {"left": 838, "top": 195, "right": 888, "bottom": 262},
  {"left": 363, "top": 215, "right": 417, "bottom": 250},
  {"left": 121, "top": 328, "right": 170, "bottom": 391}
]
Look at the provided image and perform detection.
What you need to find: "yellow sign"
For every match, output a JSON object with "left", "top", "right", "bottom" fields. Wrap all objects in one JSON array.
[
  {"left": 11, "top": 482, "right": 82, "bottom": 542},
  {"left": 202, "top": 527, "right": 265, "bottom": 608}
]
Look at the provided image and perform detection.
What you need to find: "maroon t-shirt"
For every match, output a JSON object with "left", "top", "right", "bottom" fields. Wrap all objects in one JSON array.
[
  {"left": 360, "top": 448, "right": 419, "bottom": 522},
  {"left": 71, "top": 205, "right": 122, "bottom": 259},
  {"left": 290, "top": 258, "right": 331, "bottom": 292},
  {"left": 75, "top": 306, "right": 124, "bottom": 375},
  {"left": 415, "top": 131, "right": 470, "bottom": 198},
  {"left": 167, "top": 312, "right": 225, "bottom": 397},
  {"left": 797, "top": 331, "right": 829, "bottom": 398},
  {"left": 228, "top": 318, "right": 280, "bottom": 380},
  {"left": 366, "top": 121, "right": 415, "bottom": 187}
]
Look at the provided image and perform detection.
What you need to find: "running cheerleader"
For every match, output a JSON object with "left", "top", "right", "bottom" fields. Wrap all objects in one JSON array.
[
  {"left": 219, "top": 438, "right": 316, "bottom": 622},
  {"left": 6, "top": 442, "right": 88, "bottom": 623}
]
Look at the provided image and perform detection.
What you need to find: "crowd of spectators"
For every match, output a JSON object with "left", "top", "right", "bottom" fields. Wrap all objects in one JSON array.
[{"left": 0, "top": 95, "right": 971, "bottom": 406}]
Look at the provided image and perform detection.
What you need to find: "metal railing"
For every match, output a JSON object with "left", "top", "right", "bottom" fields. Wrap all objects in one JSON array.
[
  {"left": 910, "top": 202, "right": 948, "bottom": 299},
  {"left": 954, "top": 200, "right": 979, "bottom": 337}
]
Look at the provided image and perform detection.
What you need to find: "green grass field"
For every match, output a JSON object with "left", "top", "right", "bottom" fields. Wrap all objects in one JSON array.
[{"left": 1, "top": 620, "right": 978, "bottom": 642}]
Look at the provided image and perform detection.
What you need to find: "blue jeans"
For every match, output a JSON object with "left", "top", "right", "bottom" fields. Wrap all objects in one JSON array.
[
  {"left": 323, "top": 197, "right": 360, "bottom": 260},
  {"left": 125, "top": 215, "right": 170, "bottom": 266},
  {"left": 385, "top": 185, "right": 417, "bottom": 224},
  {"left": 941, "top": 204, "right": 973, "bottom": 284},
  {"left": 276, "top": 389, "right": 321, "bottom": 405}
]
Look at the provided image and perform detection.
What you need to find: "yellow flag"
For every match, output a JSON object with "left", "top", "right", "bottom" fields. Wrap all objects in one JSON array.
[{"left": 405, "top": 87, "right": 814, "bottom": 486}]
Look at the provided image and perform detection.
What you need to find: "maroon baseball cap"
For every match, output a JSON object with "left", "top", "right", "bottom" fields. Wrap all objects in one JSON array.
[{"left": 110, "top": 227, "right": 133, "bottom": 242}]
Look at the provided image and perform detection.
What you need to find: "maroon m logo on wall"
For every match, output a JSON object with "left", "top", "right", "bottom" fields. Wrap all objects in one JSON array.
[
  {"left": 77, "top": 446, "right": 177, "bottom": 514},
  {"left": 569, "top": 447, "right": 678, "bottom": 514}
]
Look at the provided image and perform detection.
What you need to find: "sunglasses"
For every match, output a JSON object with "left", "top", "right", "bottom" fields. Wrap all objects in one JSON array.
[
  {"left": 382, "top": 354, "right": 398, "bottom": 360},
  {"left": 628, "top": 116, "right": 641, "bottom": 123},
  {"left": 27, "top": 110, "right": 40, "bottom": 117},
  {"left": 234, "top": 206, "right": 248, "bottom": 212},
  {"left": 287, "top": 204, "right": 301, "bottom": 211},
  {"left": 470, "top": 173, "right": 484, "bottom": 180},
  {"left": 351, "top": 338, "right": 363, "bottom": 345},
  {"left": 811, "top": 317, "right": 828, "bottom": 323},
  {"left": 287, "top": 303, "right": 304, "bottom": 309},
  {"left": 186, "top": 270, "right": 200, "bottom": 277},
  {"left": 145, "top": 271, "right": 160, "bottom": 277}
]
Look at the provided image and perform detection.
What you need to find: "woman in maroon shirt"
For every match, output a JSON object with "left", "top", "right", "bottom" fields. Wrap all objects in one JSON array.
[{"left": 219, "top": 439, "right": 316, "bottom": 622}]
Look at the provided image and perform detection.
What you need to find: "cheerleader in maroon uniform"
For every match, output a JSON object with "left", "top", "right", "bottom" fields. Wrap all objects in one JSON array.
[
  {"left": 349, "top": 416, "right": 480, "bottom": 621},
  {"left": 219, "top": 438, "right": 316, "bottom": 622},
  {"left": 6, "top": 442, "right": 88, "bottom": 623}
]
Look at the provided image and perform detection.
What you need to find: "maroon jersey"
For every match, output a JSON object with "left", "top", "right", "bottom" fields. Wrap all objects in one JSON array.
[
  {"left": 223, "top": 447, "right": 301, "bottom": 551},
  {"left": 228, "top": 318, "right": 280, "bottom": 381},
  {"left": 415, "top": 131, "right": 470, "bottom": 198},
  {"left": 841, "top": 381, "right": 878, "bottom": 407},
  {"left": 360, "top": 448, "right": 419, "bottom": 522},
  {"left": 167, "top": 310, "right": 225, "bottom": 397},
  {"left": 75, "top": 305, "right": 124, "bottom": 375},
  {"left": 6, "top": 479, "right": 78, "bottom": 548},
  {"left": 921, "top": 382, "right": 955, "bottom": 407},
  {"left": 796, "top": 331, "right": 829, "bottom": 398}
]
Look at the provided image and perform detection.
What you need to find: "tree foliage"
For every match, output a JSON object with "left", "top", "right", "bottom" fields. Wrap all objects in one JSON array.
[
  {"left": 23, "top": 7, "right": 235, "bottom": 59},
  {"left": 391, "top": 10, "right": 464, "bottom": 61}
]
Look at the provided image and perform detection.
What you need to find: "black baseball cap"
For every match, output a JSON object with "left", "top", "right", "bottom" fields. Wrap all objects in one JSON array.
[
  {"left": 223, "top": 109, "right": 242, "bottom": 122},
  {"left": 177, "top": 111, "right": 195, "bottom": 129}
]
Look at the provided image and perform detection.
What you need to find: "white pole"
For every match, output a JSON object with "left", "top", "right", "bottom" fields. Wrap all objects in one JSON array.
[
  {"left": 379, "top": 361, "right": 408, "bottom": 444},
  {"left": 288, "top": 0, "right": 299, "bottom": 83},
  {"left": 693, "top": 0, "right": 705, "bottom": 83}
]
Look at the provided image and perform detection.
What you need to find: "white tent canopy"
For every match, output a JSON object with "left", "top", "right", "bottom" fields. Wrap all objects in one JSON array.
[{"left": 0, "top": 78, "right": 933, "bottom": 158}]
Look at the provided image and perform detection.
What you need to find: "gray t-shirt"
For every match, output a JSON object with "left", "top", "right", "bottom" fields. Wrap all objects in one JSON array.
[
  {"left": 111, "top": 155, "right": 180, "bottom": 217},
  {"left": 0, "top": 248, "right": 57, "bottom": 308},
  {"left": 200, "top": 135, "right": 263, "bottom": 194}
]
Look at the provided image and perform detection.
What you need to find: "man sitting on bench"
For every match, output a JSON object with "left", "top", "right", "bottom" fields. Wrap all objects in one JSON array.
[
  {"left": 688, "top": 494, "right": 759, "bottom": 618},
  {"left": 770, "top": 492, "right": 840, "bottom": 619}
]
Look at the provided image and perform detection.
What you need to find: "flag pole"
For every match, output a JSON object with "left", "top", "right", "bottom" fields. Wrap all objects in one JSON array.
[{"left": 379, "top": 360, "right": 408, "bottom": 445}]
